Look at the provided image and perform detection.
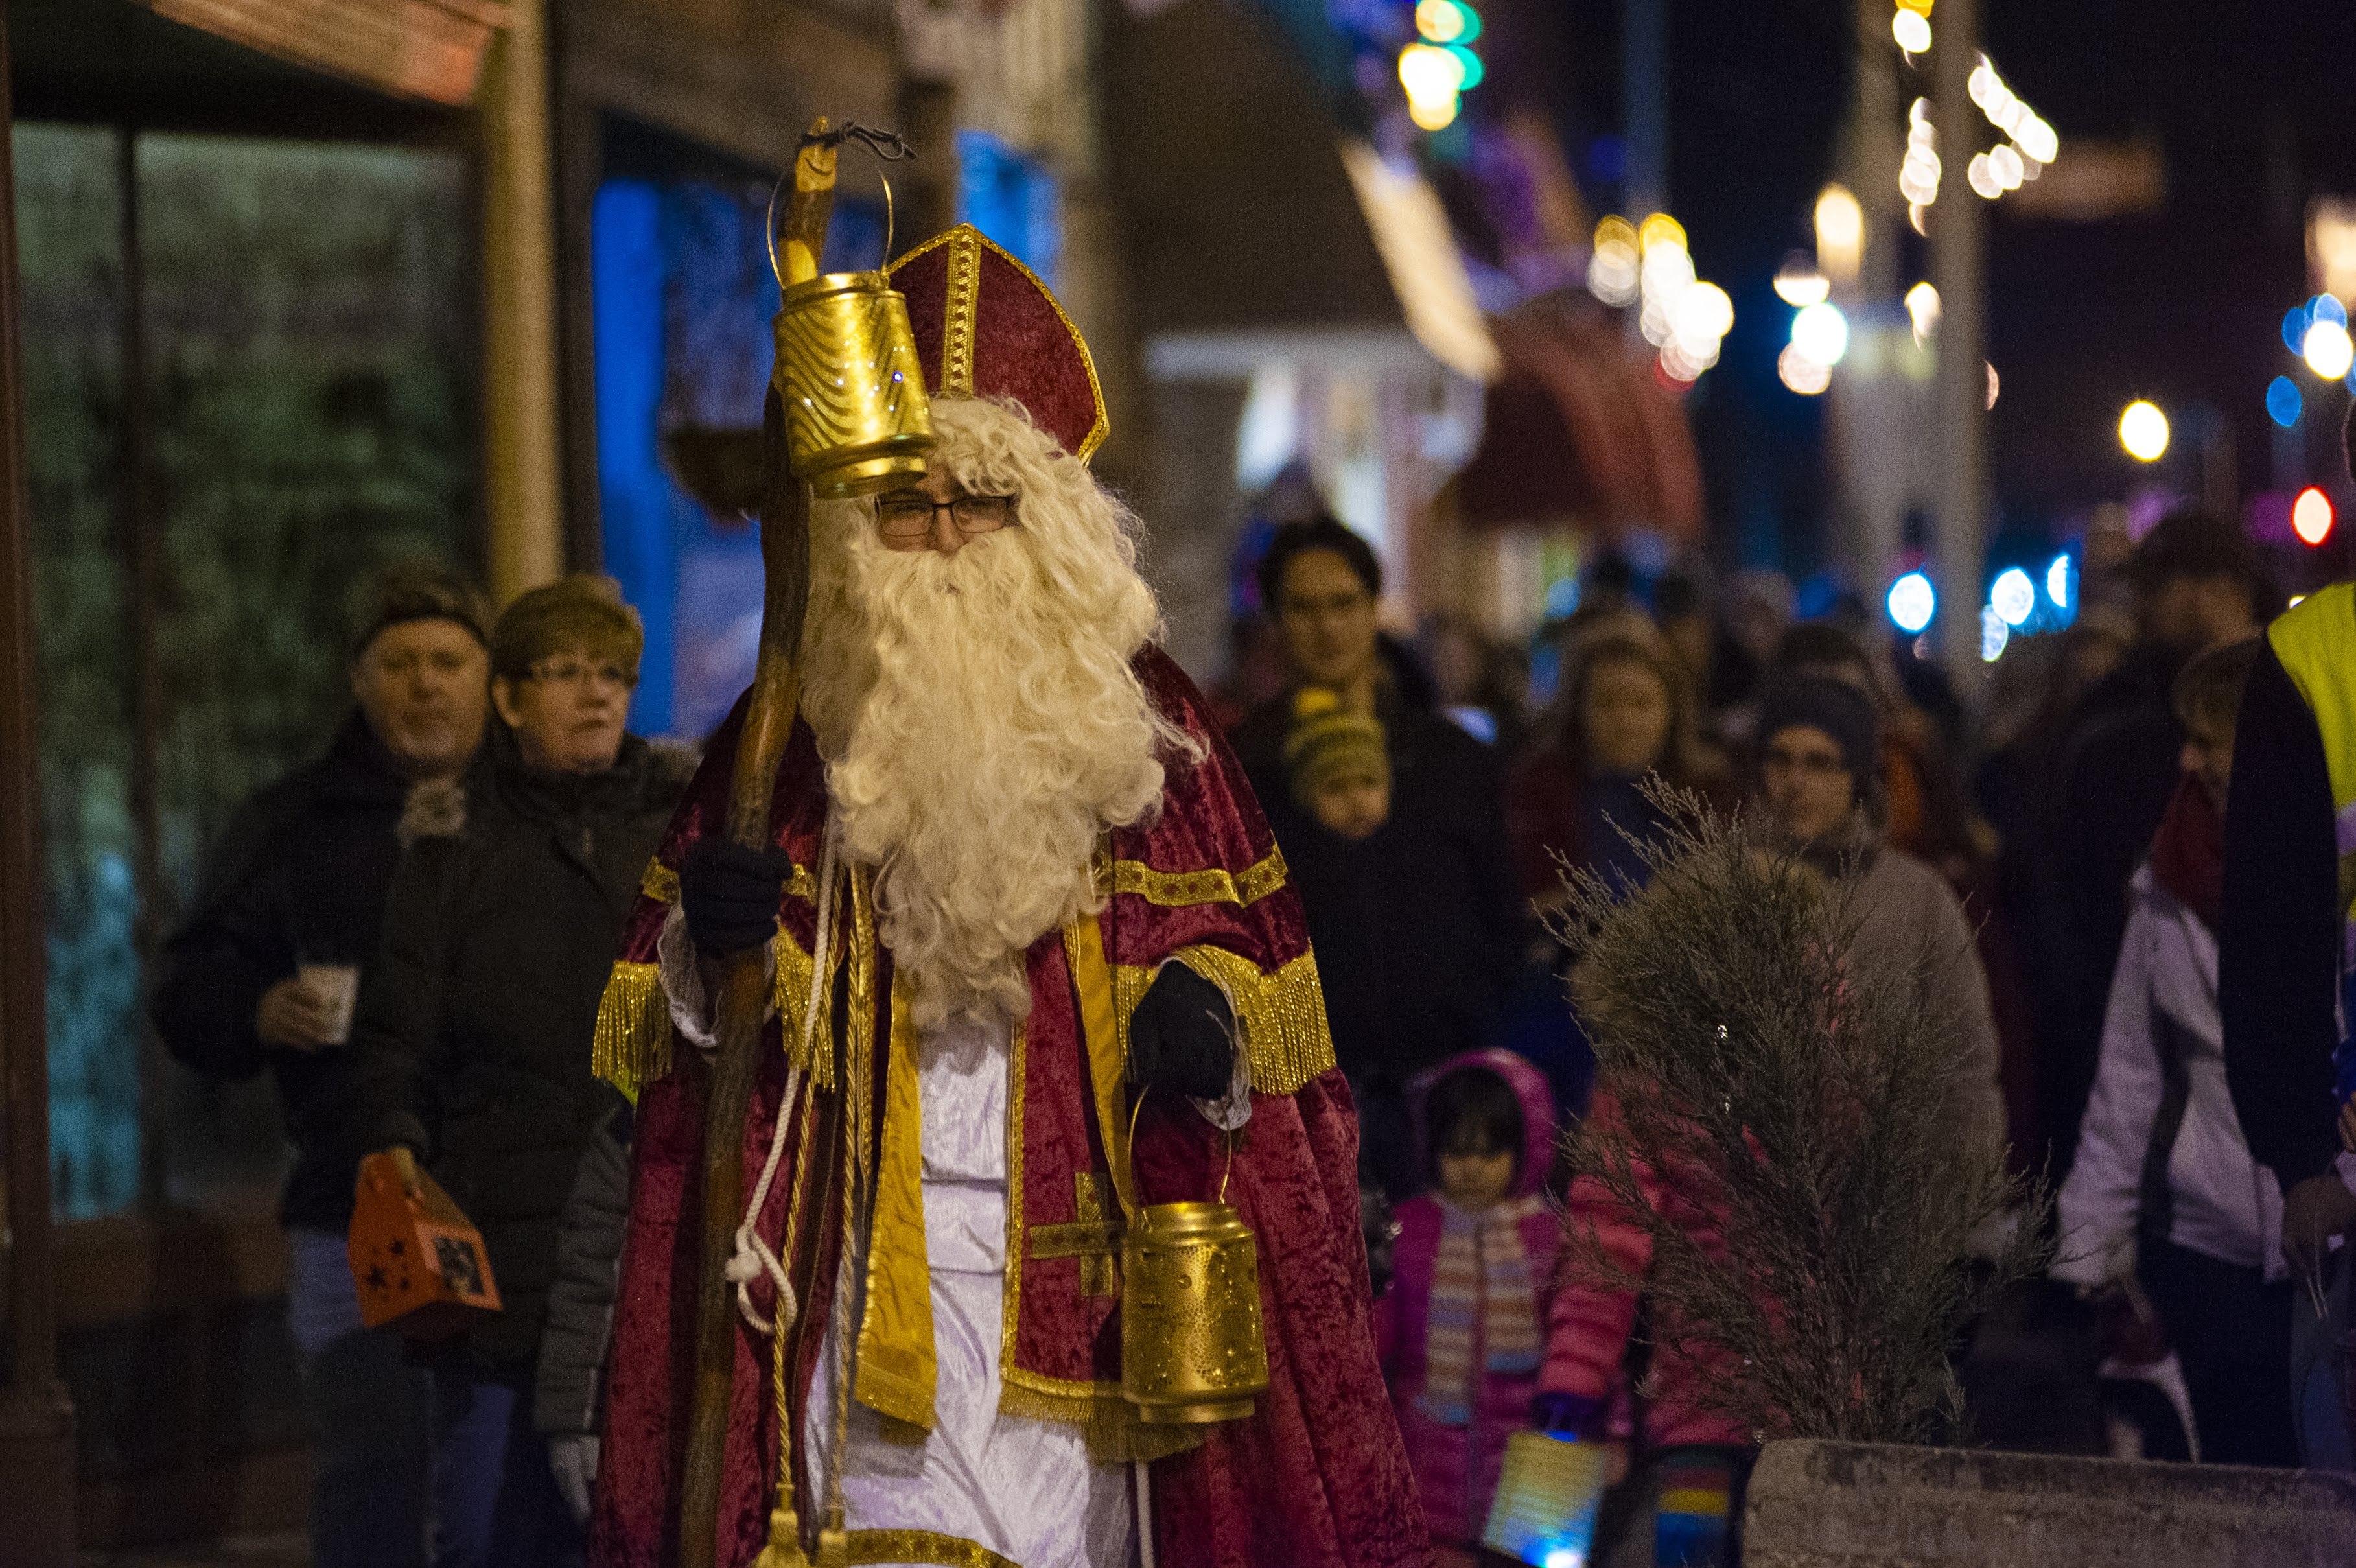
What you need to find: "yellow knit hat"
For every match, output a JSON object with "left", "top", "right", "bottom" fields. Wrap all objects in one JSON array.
[{"left": 1282, "top": 687, "right": 1389, "bottom": 810}]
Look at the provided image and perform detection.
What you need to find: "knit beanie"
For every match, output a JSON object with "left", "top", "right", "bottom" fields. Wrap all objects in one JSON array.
[
  {"left": 347, "top": 559, "right": 491, "bottom": 662},
  {"left": 1282, "top": 687, "right": 1388, "bottom": 810},
  {"left": 1756, "top": 676, "right": 1879, "bottom": 785}
]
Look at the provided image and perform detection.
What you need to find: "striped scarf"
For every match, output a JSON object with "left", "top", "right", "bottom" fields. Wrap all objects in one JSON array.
[{"left": 1416, "top": 1193, "right": 1545, "bottom": 1427}]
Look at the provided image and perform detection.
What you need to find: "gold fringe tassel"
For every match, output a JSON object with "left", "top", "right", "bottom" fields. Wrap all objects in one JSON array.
[{"left": 591, "top": 961, "right": 668, "bottom": 1101}]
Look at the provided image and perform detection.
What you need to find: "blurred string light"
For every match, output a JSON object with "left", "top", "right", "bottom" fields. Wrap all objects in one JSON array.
[
  {"left": 1586, "top": 213, "right": 1732, "bottom": 384},
  {"left": 1942, "top": 55, "right": 2056, "bottom": 205},
  {"left": 1979, "top": 605, "right": 2009, "bottom": 662},
  {"left": 1887, "top": 570, "right": 1937, "bottom": 633},
  {"left": 2268, "top": 375, "right": 2305, "bottom": 428},
  {"left": 1815, "top": 184, "right": 1863, "bottom": 283},
  {"left": 1986, "top": 360, "right": 2000, "bottom": 409},
  {"left": 2119, "top": 399, "right": 2169, "bottom": 462},
  {"left": 1905, "top": 281, "right": 1941, "bottom": 345},
  {"left": 1774, "top": 250, "right": 1830, "bottom": 307},
  {"left": 2046, "top": 554, "right": 2072, "bottom": 609},
  {"left": 2294, "top": 486, "right": 2336, "bottom": 546},
  {"left": 1900, "top": 99, "right": 1940, "bottom": 217},
  {"left": 1990, "top": 567, "right": 2036, "bottom": 627},
  {"left": 1399, "top": 2, "right": 1483, "bottom": 132},
  {"left": 1892, "top": 6, "right": 1931, "bottom": 54}
]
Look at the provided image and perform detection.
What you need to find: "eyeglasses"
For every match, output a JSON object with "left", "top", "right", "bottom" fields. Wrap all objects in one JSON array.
[
  {"left": 525, "top": 659, "right": 634, "bottom": 691},
  {"left": 876, "top": 492, "right": 1016, "bottom": 543}
]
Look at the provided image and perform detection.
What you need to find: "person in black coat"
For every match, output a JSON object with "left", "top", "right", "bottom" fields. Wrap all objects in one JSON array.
[
  {"left": 347, "top": 576, "right": 690, "bottom": 1568},
  {"left": 2047, "top": 512, "right": 2269, "bottom": 1173},
  {"left": 150, "top": 561, "right": 491, "bottom": 1568},
  {"left": 1230, "top": 519, "right": 1522, "bottom": 1197}
]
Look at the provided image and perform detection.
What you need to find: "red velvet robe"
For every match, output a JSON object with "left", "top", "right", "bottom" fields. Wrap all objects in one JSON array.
[{"left": 587, "top": 648, "right": 1429, "bottom": 1568}]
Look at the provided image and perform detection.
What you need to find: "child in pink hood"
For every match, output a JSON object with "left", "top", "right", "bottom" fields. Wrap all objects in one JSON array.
[{"left": 1372, "top": 1048, "right": 1563, "bottom": 1558}]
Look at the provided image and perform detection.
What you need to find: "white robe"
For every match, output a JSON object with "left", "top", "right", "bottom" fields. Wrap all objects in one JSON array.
[{"left": 798, "top": 1012, "right": 1136, "bottom": 1568}]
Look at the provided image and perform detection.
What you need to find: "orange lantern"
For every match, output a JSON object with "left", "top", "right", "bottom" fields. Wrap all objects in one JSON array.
[{"left": 347, "top": 1151, "right": 502, "bottom": 1338}]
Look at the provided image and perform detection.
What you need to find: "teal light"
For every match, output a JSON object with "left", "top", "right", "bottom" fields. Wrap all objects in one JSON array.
[{"left": 1447, "top": 43, "right": 1485, "bottom": 89}]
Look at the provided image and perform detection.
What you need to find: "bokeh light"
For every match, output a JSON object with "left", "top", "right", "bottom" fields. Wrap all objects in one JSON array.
[
  {"left": 2304, "top": 319, "right": 2355, "bottom": 381},
  {"left": 1815, "top": 185, "right": 1863, "bottom": 282},
  {"left": 1887, "top": 571, "right": 1937, "bottom": 634},
  {"left": 2119, "top": 400, "right": 2169, "bottom": 462},
  {"left": 1791, "top": 301, "right": 1850, "bottom": 366},
  {"left": 1415, "top": 0, "right": 1467, "bottom": 43},
  {"left": 1979, "top": 605, "right": 2009, "bottom": 662},
  {"left": 2294, "top": 486, "right": 2335, "bottom": 546},
  {"left": 1773, "top": 251, "right": 1829, "bottom": 307},
  {"left": 2268, "top": 375, "right": 2304, "bottom": 428},
  {"left": 1778, "top": 344, "right": 1831, "bottom": 395},
  {"left": 2046, "top": 554, "right": 2071, "bottom": 609},
  {"left": 1892, "top": 8, "right": 1931, "bottom": 53},
  {"left": 1905, "top": 281, "right": 1940, "bottom": 344},
  {"left": 1990, "top": 567, "right": 2036, "bottom": 627},
  {"left": 2286, "top": 305, "right": 2314, "bottom": 355}
]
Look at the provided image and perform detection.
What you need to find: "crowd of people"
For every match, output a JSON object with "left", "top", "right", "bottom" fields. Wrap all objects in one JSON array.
[{"left": 147, "top": 468, "right": 2356, "bottom": 1568}]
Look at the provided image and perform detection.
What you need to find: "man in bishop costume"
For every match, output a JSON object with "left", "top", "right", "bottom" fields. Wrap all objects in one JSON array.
[{"left": 588, "top": 226, "right": 1429, "bottom": 1568}]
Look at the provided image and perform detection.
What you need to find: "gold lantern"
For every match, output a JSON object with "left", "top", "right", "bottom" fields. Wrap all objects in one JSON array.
[
  {"left": 771, "top": 270, "right": 933, "bottom": 498},
  {"left": 765, "top": 144, "right": 933, "bottom": 500},
  {"left": 1120, "top": 1197, "right": 1270, "bottom": 1425}
]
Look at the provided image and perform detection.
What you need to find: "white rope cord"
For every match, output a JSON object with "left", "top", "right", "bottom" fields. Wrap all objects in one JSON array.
[{"left": 725, "top": 813, "right": 840, "bottom": 1336}]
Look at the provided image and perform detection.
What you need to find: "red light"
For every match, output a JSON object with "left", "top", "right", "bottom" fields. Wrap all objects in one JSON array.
[{"left": 2294, "top": 487, "right": 2335, "bottom": 546}]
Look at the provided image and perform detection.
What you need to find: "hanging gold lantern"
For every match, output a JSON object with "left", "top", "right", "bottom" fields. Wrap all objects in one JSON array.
[
  {"left": 1120, "top": 1198, "right": 1270, "bottom": 1425},
  {"left": 765, "top": 141, "right": 933, "bottom": 500},
  {"left": 771, "top": 268, "right": 933, "bottom": 498}
]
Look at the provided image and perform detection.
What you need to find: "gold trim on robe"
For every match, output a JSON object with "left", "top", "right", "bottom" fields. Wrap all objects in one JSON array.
[{"left": 590, "top": 960, "right": 666, "bottom": 1103}]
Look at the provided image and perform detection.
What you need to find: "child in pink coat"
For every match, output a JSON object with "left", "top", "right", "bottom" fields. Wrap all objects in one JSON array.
[{"left": 1373, "top": 1048, "right": 1563, "bottom": 1558}]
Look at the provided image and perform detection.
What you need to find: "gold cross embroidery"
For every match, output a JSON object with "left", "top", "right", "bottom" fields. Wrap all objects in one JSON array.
[{"left": 1028, "top": 1172, "right": 1125, "bottom": 1299}]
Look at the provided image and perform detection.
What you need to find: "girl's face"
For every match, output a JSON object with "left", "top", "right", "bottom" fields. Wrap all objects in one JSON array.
[
  {"left": 1582, "top": 657, "right": 1673, "bottom": 776},
  {"left": 1437, "top": 1140, "right": 1517, "bottom": 1212}
]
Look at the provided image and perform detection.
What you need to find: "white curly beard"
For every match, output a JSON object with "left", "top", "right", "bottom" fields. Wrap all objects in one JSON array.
[{"left": 797, "top": 399, "right": 1195, "bottom": 1031}]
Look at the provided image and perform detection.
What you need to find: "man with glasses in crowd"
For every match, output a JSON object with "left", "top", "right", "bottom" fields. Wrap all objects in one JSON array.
[{"left": 154, "top": 561, "right": 493, "bottom": 1568}]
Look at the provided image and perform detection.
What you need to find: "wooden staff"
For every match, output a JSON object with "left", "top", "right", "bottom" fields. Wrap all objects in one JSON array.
[{"left": 679, "top": 120, "right": 839, "bottom": 1568}]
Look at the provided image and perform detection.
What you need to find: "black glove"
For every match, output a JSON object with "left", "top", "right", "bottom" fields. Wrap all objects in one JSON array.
[
  {"left": 679, "top": 839, "right": 794, "bottom": 954},
  {"left": 1126, "top": 964, "right": 1235, "bottom": 1100}
]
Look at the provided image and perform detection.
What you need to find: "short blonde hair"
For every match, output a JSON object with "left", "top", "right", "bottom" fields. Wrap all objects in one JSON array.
[{"left": 491, "top": 574, "right": 643, "bottom": 684}]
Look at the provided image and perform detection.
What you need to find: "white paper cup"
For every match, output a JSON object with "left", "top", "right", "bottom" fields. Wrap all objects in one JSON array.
[{"left": 300, "top": 963, "right": 361, "bottom": 1046}]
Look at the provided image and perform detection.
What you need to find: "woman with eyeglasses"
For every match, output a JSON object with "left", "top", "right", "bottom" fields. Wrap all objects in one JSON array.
[{"left": 346, "top": 574, "right": 693, "bottom": 1568}]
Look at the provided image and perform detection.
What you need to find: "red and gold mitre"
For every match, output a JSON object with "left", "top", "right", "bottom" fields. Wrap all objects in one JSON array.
[{"left": 887, "top": 224, "right": 1108, "bottom": 462}]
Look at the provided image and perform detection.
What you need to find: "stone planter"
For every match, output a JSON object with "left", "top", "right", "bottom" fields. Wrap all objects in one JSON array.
[{"left": 1743, "top": 1438, "right": 2356, "bottom": 1567}]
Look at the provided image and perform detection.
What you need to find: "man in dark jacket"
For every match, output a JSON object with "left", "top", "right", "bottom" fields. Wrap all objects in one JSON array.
[
  {"left": 348, "top": 576, "right": 690, "bottom": 1568},
  {"left": 150, "top": 561, "right": 491, "bottom": 1568},
  {"left": 2048, "top": 512, "right": 2269, "bottom": 1173},
  {"left": 1230, "top": 517, "right": 1521, "bottom": 1195}
]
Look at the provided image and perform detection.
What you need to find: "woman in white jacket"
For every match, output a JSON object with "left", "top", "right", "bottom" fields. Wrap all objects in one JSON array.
[{"left": 2055, "top": 638, "right": 2305, "bottom": 1466}]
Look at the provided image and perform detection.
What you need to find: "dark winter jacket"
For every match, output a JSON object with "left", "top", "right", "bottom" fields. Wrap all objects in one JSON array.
[
  {"left": 150, "top": 712, "right": 430, "bottom": 1232},
  {"left": 2049, "top": 646, "right": 2189, "bottom": 1165},
  {"left": 1232, "top": 683, "right": 1522, "bottom": 1197},
  {"left": 534, "top": 1085, "right": 633, "bottom": 1437},
  {"left": 345, "top": 729, "right": 690, "bottom": 1372},
  {"left": 2221, "top": 633, "right": 2346, "bottom": 1186}
]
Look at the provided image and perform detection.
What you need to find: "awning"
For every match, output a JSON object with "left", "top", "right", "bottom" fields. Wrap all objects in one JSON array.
[
  {"left": 1448, "top": 293, "right": 1703, "bottom": 544},
  {"left": 128, "top": 0, "right": 510, "bottom": 107}
]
